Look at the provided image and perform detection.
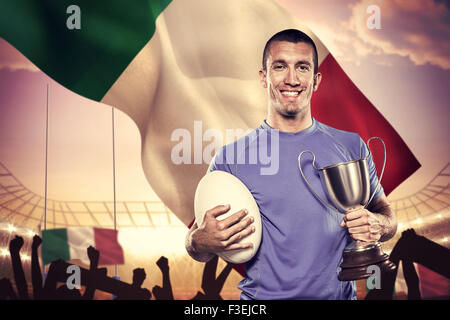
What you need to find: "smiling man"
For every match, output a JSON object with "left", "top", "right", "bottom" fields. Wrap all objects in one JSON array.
[
  {"left": 260, "top": 32, "right": 321, "bottom": 132},
  {"left": 185, "top": 29, "right": 397, "bottom": 300}
]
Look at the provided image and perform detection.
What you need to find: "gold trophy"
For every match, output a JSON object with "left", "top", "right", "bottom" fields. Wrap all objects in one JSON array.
[{"left": 298, "top": 137, "right": 396, "bottom": 281}]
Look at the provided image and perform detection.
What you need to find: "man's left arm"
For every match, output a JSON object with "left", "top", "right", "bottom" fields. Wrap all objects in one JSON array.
[{"left": 340, "top": 193, "right": 397, "bottom": 243}]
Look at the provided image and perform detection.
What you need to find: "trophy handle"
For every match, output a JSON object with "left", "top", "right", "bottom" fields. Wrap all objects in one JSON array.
[
  {"left": 363, "top": 137, "right": 386, "bottom": 208},
  {"left": 298, "top": 150, "right": 340, "bottom": 213}
]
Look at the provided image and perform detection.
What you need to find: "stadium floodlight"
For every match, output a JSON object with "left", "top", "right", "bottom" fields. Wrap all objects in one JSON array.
[
  {"left": 0, "top": 248, "right": 9, "bottom": 257},
  {"left": 20, "top": 254, "right": 30, "bottom": 261},
  {"left": 7, "top": 224, "right": 16, "bottom": 233},
  {"left": 26, "top": 229, "right": 35, "bottom": 238}
]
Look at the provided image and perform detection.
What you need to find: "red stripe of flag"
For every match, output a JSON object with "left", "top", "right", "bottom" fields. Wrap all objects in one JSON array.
[
  {"left": 94, "top": 228, "right": 125, "bottom": 265},
  {"left": 312, "top": 54, "right": 421, "bottom": 195},
  {"left": 417, "top": 263, "right": 449, "bottom": 299}
]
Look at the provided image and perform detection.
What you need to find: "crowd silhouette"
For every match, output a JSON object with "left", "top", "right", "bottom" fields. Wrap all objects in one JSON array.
[
  {"left": 0, "top": 232, "right": 235, "bottom": 300},
  {"left": 364, "top": 228, "right": 450, "bottom": 300},
  {"left": 191, "top": 255, "right": 234, "bottom": 300},
  {"left": 0, "top": 228, "right": 449, "bottom": 300}
]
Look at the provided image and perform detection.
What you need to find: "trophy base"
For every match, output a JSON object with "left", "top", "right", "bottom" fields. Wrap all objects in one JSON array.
[{"left": 338, "top": 242, "right": 396, "bottom": 281}]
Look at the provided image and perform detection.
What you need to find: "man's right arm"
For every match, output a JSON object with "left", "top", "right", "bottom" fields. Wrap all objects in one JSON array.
[{"left": 185, "top": 204, "right": 255, "bottom": 262}]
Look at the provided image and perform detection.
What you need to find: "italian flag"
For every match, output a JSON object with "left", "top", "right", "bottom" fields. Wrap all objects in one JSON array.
[
  {"left": 41, "top": 227, "right": 124, "bottom": 266},
  {"left": 394, "top": 262, "right": 450, "bottom": 299},
  {"left": 0, "top": 0, "right": 420, "bottom": 227},
  {"left": 416, "top": 264, "right": 449, "bottom": 299}
]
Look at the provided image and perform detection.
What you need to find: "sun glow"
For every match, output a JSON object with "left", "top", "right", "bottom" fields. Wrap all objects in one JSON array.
[{"left": 118, "top": 227, "right": 188, "bottom": 257}]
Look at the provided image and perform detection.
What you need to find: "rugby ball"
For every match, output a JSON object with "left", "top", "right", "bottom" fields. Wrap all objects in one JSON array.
[{"left": 194, "top": 171, "right": 262, "bottom": 264}]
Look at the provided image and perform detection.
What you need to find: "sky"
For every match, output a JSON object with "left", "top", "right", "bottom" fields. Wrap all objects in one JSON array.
[{"left": 0, "top": 0, "right": 449, "bottom": 206}]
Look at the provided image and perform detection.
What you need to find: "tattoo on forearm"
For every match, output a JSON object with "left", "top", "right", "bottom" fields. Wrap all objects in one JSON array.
[{"left": 370, "top": 197, "right": 397, "bottom": 242}]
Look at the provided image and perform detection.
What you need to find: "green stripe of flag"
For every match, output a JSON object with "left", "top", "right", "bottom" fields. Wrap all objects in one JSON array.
[
  {"left": 41, "top": 228, "right": 70, "bottom": 265},
  {"left": 0, "top": 0, "right": 172, "bottom": 101}
]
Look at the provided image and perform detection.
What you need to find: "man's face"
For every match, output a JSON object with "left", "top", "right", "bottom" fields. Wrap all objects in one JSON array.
[{"left": 259, "top": 41, "right": 321, "bottom": 118}]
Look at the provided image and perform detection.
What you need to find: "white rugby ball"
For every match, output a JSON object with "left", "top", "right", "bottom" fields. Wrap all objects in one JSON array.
[{"left": 194, "top": 170, "right": 262, "bottom": 264}]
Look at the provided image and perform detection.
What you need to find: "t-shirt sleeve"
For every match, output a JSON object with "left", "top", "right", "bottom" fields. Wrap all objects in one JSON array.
[
  {"left": 359, "top": 137, "right": 384, "bottom": 204},
  {"left": 207, "top": 146, "right": 234, "bottom": 175}
]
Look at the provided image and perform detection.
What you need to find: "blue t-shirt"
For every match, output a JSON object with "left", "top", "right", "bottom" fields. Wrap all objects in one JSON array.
[{"left": 208, "top": 118, "right": 383, "bottom": 300}]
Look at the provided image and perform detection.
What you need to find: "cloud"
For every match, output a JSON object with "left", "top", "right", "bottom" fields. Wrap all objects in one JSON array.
[
  {"left": 347, "top": 0, "right": 450, "bottom": 70},
  {"left": 0, "top": 38, "right": 39, "bottom": 72},
  {"left": 296, "top": 20, "right": 380, "bottom": 66},
  {"left": 275, "top": 0, "right": 391, "bottom": 66},
  {"left": 276, "top": 0, "right": 450, "bottom": 70}
]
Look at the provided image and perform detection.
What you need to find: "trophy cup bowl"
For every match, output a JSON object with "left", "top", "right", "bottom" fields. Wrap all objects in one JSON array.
[
  {"left": 320, "top": 159, "right": 371, "bottom": 212},
  {"left": 298, "top": 137, "right": 396, "bottom": 281}
]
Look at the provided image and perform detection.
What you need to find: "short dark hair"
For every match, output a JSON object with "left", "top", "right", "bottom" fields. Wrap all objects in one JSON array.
[{"left": 262, "top": 29, "right": 318, "bottom": 74}]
